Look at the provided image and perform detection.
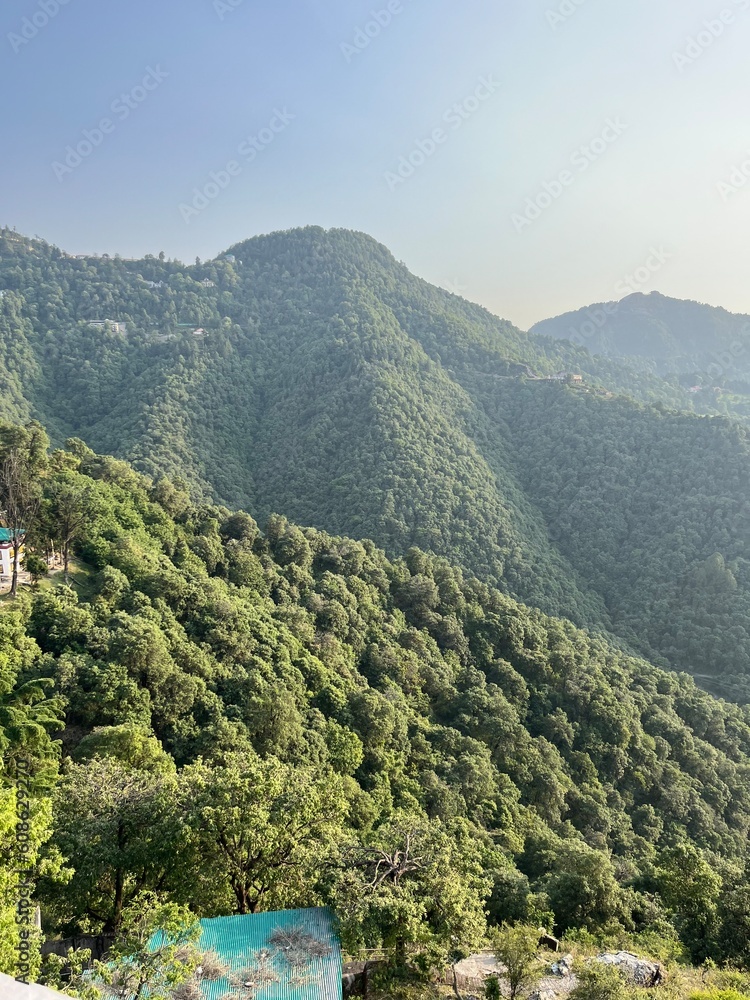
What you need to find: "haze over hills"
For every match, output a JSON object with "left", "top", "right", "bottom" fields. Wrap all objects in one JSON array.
[
  {"left": 1, "top": 225, "right": 749, "bottom": 699},
  {"left": 531, "top": 292, "right": 750, "bottom": 410}
]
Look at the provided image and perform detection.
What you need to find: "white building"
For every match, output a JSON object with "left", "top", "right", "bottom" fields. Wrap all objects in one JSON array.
[
  {"left": 88, "top": 319, "right": 127, "bottom": 335},
  {"left": 0, "top": 528, "right": 24, "bottom": 578}
]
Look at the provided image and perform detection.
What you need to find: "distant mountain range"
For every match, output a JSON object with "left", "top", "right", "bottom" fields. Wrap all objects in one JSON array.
[
  {"left": 531, "top": 290, "right": 750, "bottom": 385},
  {"left": 1, "top": 225, "right": 749, "bottom": 697}
]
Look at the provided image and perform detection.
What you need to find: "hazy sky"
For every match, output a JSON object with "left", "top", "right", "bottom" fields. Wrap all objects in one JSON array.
[{"left": 2, "top": 0, "right": 750, "bottom": 329}]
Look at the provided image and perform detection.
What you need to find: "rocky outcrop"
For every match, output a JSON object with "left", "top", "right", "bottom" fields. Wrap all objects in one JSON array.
[
  {"left": 551, "top": 954, "right": 574, "bottom": 977},
  {"left": 597, "top": 952, "right": 664, "bottom": 987},
  {"left": 528, "top": 989, "right": 559, "bottom": 1000}
]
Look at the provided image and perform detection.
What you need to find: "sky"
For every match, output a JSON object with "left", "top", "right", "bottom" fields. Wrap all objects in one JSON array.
[{"left": 1, "top": 0, "right": 750, "bottom": 330}]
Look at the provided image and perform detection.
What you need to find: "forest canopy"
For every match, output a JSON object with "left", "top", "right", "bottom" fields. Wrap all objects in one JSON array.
[
  {"left": 2, "top": 427, "right": 750, "bottom": 979},
  {"left": 0, "top": 227, "right": 748, "bottom": 698}
]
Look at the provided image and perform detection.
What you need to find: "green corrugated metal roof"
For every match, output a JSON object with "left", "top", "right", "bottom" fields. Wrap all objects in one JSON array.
[
  {"left": 0, "top": 528, "right": 24, "bottom": 542},
  {"left": 159, "top": 908, "right": 342, "bottom": 1000}
]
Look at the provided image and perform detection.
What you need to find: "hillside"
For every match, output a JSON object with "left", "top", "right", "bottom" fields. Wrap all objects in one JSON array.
[
  {"left": 531, "top": 292, "right": 750, "bottom": 420},
  {"left": 0, "top": 227, "right": 749, "bottom": 696},
  {"left": 4, "top": 431, "right": 750, "bottom": 977}
]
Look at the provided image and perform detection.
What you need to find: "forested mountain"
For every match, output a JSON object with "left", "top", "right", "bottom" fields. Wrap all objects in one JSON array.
[
  {"left": 531, "top": 292, "right": 750, "bottom": 421},
  {"left": 531, "top": 290, "right": 750, "bottom": 364},
  {"left": 5, "top": 431, "right": 750, "bottom": 977},
  {"left": 0, "top": 227, "right": 749, "bottom": 698}
]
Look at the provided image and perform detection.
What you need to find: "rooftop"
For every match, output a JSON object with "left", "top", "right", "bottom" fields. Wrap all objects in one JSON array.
[
  {"left": 154, "top": 908, "right": 342, "bottom": 1000},
  {"left": 0, "top": 528, "right": 24, "bottom": 543}
]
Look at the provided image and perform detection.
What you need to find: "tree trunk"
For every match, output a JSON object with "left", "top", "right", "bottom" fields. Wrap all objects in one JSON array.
[
  {"left": 452, "top": 966, "right": 464, "bottom": 1000},
  {"left": 63, "top": 538, "right": 70, "bottom": 585},
  {"left": 394, "top": 933, "right": 407, "bottom": 975},
  {"left": 113, "top": 868, "right": 125, "bottom": 932},
  {"left": 234, "top": 883, "right": 248, "bottom": 914},
  {"left": 10, "top": 539, "right": 20, "bottom": 597}
]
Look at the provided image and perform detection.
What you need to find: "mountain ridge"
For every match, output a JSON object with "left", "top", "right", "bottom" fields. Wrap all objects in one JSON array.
[
  {"left": 1, "top": 224, "right": 749, "bottom": 696},
  {"left": 531, "top": 289, "right": 750, "bottom": 375}
]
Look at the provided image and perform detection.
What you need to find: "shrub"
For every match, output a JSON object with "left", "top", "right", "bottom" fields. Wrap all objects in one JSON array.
[
  {"left": 493, "top": 924, "right": 545, "bottom": 1000},
  {"left": 569, "top": 962, "right": 629, "bottom": 1000}
]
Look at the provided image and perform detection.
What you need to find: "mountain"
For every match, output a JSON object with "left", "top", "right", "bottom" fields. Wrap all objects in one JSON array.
[
  {"left": 1, "top": 226, "right": 749, "bottom": 697},
  {"left": 4, "top": 433, "right": 750, "bottom": 970},
  {"left": 531, "top": 292, "right": 750, "bottom": 419}
]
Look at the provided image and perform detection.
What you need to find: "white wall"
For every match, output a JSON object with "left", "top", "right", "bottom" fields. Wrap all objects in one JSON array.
[{"left": 0, "top": 972, "right": 69, "bottom": 999}]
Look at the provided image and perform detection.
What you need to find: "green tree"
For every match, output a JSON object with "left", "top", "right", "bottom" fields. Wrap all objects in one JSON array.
[
  {"left": 485, "top": 978, "right": 502, "bottom": 1000},
  {"left": 656, "top": 844, "right": 722, "bottom": 963},
  {"left": 45, "top": 757, "right": 189, "bottom": 933},
  {"left": 717, "top": 881, "right": 750, "bottom": 968},
  {"left": 0, "top": 609, "right": 61, "bottom": 978},
  {"left": 182, "top": 750, "right": 346, "bottom": 914},
  {"left": 333, "top": 819, "right": 489, "bottom": 977},
  {"left": 568, "top": 962, "right": 628, "bottom": 1000},
  {"left": 492, "top": 924, "right": 544, "bottom": 1000},
  {"left": 51, "top": 894, "right": 201, "bottom": 1000},
  {"left": 0, "top": 422, "right": 48, "bottom": 597},
  {"left": 44, "top": 474, "right": 100, "bottom": 583},
  {"left": 25, "top": 553, "right": 49, "bottom": 586},
  {"left": 544, "top": 842, "right": 627, "bottom": 933},
  {"left": 0, "top": 758, "right": 60, "bottom": 980}
]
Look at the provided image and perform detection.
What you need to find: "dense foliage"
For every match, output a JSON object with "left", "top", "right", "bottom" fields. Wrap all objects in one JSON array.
[
  {"left": 1, "top": 227, "right": 748, "bottom": 695},
  {"left": 3, "top": 432, "right": 750, "bottom": 979},
  {"left": 531, "top": 291, "right": 750, "bottom": 423}
]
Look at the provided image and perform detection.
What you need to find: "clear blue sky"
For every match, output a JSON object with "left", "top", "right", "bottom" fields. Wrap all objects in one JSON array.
[{"left": 2, "top": 0, "right": 749, "bottom": 328}]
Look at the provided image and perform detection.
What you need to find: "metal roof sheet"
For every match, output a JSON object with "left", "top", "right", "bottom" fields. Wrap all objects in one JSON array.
[{"left": 167, "top": 908, "right": 342, "bottom": 1000}]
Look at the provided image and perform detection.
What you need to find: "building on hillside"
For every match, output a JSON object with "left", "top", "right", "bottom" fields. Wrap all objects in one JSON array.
[
  {"left": 0, "top": 528, "right": 25, "bottom": 579},
  {"left": 88, "top": 319, "right": 127, "bottom": 335},
  {"left": 151, "top": 907, "right": 342, "bottom": 1000},
  {"left": 535, "top": 372, "right": 584, "bottom": 385}
]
